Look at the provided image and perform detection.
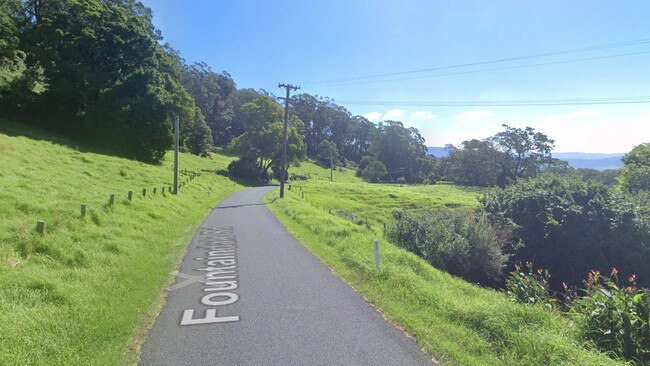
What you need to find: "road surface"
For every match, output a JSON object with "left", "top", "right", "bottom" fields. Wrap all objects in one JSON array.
[{"left": 139, "top": 186, "right": 435, "bottom": 366}]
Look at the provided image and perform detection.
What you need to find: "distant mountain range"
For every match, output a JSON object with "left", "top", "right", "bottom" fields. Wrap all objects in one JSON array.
[
  {"left": 427, "top": 147, "right": 624, "bottom": 171},
  {"left": 427, "top": 146, "right": 449, "bottom": 157}
]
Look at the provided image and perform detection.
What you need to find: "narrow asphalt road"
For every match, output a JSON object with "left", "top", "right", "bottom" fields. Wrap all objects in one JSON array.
[{"left": 139, "top": 186, "right": 435, "bottom": 366}]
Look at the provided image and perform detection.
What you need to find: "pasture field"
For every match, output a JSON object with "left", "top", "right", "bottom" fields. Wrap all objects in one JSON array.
[{"left": 0, "top": 120, "right": 241, "bottom": 365}]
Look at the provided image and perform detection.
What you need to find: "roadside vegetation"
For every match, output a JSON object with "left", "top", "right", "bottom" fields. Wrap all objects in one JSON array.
[
  {"left": 0, "top": 120, "right": 241, "bottom": 365},
  {"left": 268, "top": 147, "right": 650, "bottom": 365},
  {"left": 265, "top": 175, "right": 627, "bottom": 365}
]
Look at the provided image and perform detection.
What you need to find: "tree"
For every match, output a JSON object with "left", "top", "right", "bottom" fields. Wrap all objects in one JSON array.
[
  {"left": 316, "top": 140, "right": 339, "bottom": 166},
  {"left": 415, "top": 155, "right": 439, "bottom": 183},
  {"left": 177, "top": 59, "right": 236, "bottom": 146},
  {"left": 228, "top": 96, "right": 306, "bottom": 181},
  {"left": 187, "top": 108, "right": 213, "bottom": 156},
  {"left": 291, "top": 93, "right": 352, "bottom": 158},
  {"left": 225, "top": 88, "right": 264, "bottom": 141},
  {"left": 482, "top": 175, "right": 650, "bottom": 290},
  {"left": 1, "top": 0, "right": 204, "bottom": 162},
  {"left": 489, "top": 125, "right": 557, "bottom": 187},
  {"left": 85, "top": 69, "right": 184, "bottom": 162},
  {"left": 361, "top": 160, "right": 387, "bottom": 182},
  {"left": 443, "top": 125, "right": 564, "bottom": 187},
  {"left": 619, "top": 143, "right": 650, "bottom": 193},
  {"left": 341, "top": 115, "right": 376, "bottom": 163},
  {"left": 366, "top": 121, "right": 428, "bottom": 183},
  {"left": 0, "top": 0, "right": 24, "bottom": 91},
  {"left": 445, "top": 139, "right": 501, "bottom": 186},
  {"left": 0, "top": 0, "right": 45, "bottom": 107}
]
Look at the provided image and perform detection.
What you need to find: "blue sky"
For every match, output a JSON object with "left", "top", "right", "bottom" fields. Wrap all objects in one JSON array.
[{"left": 142, "top": 0, "right": 650, "bottom": 153}]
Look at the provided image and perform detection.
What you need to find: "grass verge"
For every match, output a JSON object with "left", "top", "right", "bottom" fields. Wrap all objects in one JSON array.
[
  {"left": 0, "top": 120, "right": 242, "bottom": 365},
  {"left": 264, "top": 182, "right": 626, "bottom": 366}
]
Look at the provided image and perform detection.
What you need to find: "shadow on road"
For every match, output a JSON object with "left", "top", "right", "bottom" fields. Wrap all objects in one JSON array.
[{"left": 215, "top": 196, "right": 278, "bottom": 210}]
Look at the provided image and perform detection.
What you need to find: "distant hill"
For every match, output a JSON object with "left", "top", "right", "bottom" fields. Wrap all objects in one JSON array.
[
  {"left": 554, "top": 152, "right": 624, "bottom": 170},
  {"left": 427, "top": 146, "right": 448, "bottom": 157},
  {"left": 560, "top": 157, "right": 624, "bottom": 170},
  {"left": 553, "top": 152, "right": 625, "bottom": 160},
  {"left": 427, "top": 147, "right": 624, "bottom": 170}
]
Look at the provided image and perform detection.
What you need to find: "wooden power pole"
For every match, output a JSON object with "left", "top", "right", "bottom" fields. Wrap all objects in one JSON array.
[
  {"left": 278, "top": 83, "right": 300, "bottom": 198},
  {"left": 173, "top": 116, "right": 179, "bottom": 195},
  {"left": 330, "top": 147, "right": 333, "bottom": 182}
]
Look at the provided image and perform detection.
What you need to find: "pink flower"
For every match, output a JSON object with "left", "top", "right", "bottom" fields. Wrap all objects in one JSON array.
[{"left": 629, "top": 274, "right": 637, "bottom": 283}]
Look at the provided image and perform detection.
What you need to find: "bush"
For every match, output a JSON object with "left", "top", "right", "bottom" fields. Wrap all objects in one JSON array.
[
  {"left": 507, "top": 266, "right": 650, "bottom": 365},
  {"left": 571, "top": 269, "right": 650, "bottom": 364},
  {"left": 386, "top": 208, "right": 509, "bottom": 284},
  {"left": 361, "top": 160, "right": 387, "bottom": 182},
  {"left": 290, "top": 173, "right": 310, "bottom": 181},
  {"left": 505, "top": 262, "right": 555, "bottom": 310},
  {"left": 482, "top": 175, "right": 650, "bottom": 290},
  {"left": 227, "top": 158, "right": 269, "bottom": 182}
]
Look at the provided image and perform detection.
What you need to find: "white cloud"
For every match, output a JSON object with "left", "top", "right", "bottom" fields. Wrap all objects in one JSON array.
[
  {"left": 383, "top": 109, "right": 406, "bottom": 120},
  {"left": 411, "top": 111, "right": 437, "bottom": 120},
  {"left": 452, "top": 109, "right": 496, "bottom": 122},
  {"left": 421, "top": 109, "right": 648, "bottom": 153},
  {"left": 362, "top": 111, "right": 382, "bottom": 121}
]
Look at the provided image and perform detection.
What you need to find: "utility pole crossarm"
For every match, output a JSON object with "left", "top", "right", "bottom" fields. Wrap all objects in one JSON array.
[{"left": 278, "top": 83, "right": 300, "bottom": 199}]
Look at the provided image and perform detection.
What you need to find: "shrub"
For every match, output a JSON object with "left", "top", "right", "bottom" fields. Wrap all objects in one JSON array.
[
  {"left": 571, "top": 269, "right": 650, "bottom": 364},
  {"left": 290, "top": 173, "right": 310, "bottom": 181},
  {"left": 505, "top": 262, "right": 555, "bottom": 310},
  {"left": 386, "top": 208, "right": 509, "bottom": 284},
  {"left": 482, "top": 175, "right": 650, "bottom": 290},
  {"left": 361, "top": 160, "right": 387, "bottom": 182},
  {"left": 505, "top": 266, "right": 650, "bottom": 364},
  {"left": 227, "top": 157, "right": 269, "bottom": 182}
]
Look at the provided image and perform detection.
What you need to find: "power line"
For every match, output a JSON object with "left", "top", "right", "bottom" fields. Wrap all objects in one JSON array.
[
  {"left": 297, "top": 38, "right": 650, "bottom": 86},
  {"left": 336, "top": 95, "right": 650, "bottom": 107},
  {"left": 303, "top": 50, "right": 650, "bottom": 89}
]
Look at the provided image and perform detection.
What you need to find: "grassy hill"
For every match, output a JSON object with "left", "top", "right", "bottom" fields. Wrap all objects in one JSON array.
[
  {"left": 0, "top": 120, "right": 242, "bottom": 365},
  {"left": 267, "top": 171, "right": 626, "bottom": 366},
  {"left": 289, "top": 160, "right": 362, "bottom": 183}
]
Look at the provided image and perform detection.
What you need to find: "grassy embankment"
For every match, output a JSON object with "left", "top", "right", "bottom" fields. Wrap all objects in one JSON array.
[
  {"left": 0, "top": 120, "right": 241, "bottom": 365},
  {"left": 266, "top": 165, "right": 626, "bottom": 366}
]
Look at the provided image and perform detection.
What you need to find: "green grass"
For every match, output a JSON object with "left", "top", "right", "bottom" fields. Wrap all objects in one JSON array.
[
  {"left": 287, "top": 179, "right": 483, "bottom": 228},
  {"left": 267, "top": 168, "right": 626, "bottom": 365},
  {"left": 289, "top": 159, "right": 363, "bottom": 183},
  {"left": 0, "top": 120, "right": 242, "bottom": 365}
]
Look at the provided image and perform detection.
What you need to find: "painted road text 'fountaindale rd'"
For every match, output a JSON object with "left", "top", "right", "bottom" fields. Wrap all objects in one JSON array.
[{"left": 180, "top": 226, "right": 240, "bottom": 325}]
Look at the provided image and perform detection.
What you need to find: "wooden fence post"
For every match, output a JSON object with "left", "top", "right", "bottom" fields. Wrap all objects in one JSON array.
[{"left": 36, "top": 221, "right": 45, "bottom": 234}]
